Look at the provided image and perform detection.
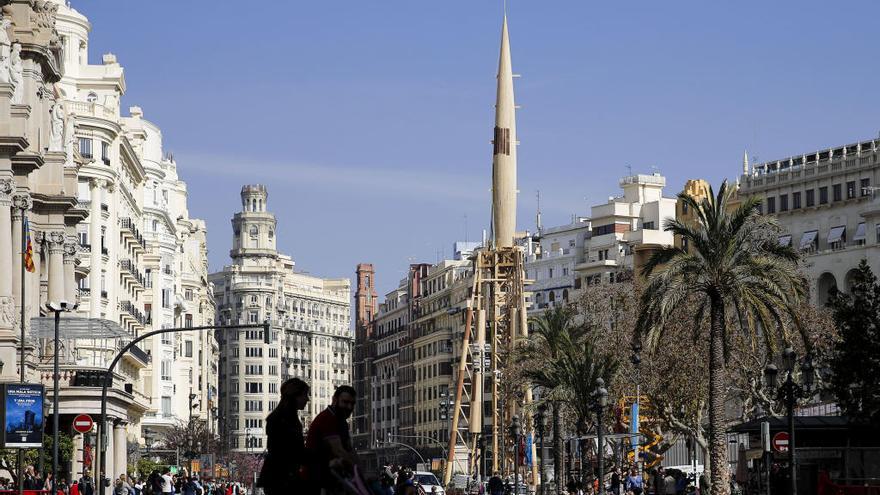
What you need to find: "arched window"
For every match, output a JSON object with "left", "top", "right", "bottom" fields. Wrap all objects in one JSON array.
[
  {"left": 563, "top": 289, "right": 569, "bottom": 301},
  {"left": 549, "top": 291, "right": 556, "bottom": 303},
  {"left": 86, "top": 92, "right": 98, "bottom": 103},
  {"left": 251, "top": 199, "right": 256, "bottom": 212},
  {"left": 249, "top": 225, "right": 258, "bottom": 238}
]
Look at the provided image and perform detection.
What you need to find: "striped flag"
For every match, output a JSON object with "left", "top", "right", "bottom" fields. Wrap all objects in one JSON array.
[{"left": 23, "top": 216, "right": 35, "bottom": 273}]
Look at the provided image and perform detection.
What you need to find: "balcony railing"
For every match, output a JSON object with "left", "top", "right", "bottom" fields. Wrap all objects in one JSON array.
[
  {"left": 119, "top": 300, "right": 147, "bottom": 326},
  {"left": 119, "top": 217, "right": 147, "bottom": 248}
]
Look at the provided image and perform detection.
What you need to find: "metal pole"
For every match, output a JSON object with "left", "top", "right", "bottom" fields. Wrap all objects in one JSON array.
[
  {"left": 18, "top": 208, "right": 26, "bottom": 495},
  {"left": 514, "top": 434, "right": 520, "bottom": 488},
  {"left": 538, "top": 419, "right": 545, "bottom": 495},
  {"left": 97, "top": 322, "right": 268, "bottom": 495},
  {"left": 597, "top": 407, "right": 604, "bottom": 495},
  {"left": 787, "top": 377, "right": 796, "bottom": 495},
  {"left": 52, "top": 309, "right": 61, "bottom": 495}
]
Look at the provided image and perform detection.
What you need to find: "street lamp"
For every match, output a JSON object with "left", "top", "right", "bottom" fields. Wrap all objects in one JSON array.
[
  {"left": 510, "top": 415, "right": 521, "bottom": 488},
  {"left": 534, "top": 404, "right": 548, "bottom": 495},
  {"left": 47, "top": 300, "right": 77, "bottom": 495},
  {"left": 764, "top": 347, "right": 814, "bottom": 495},
  {"left": 593, "top": 379, "right": 608, "bottom": 495}
]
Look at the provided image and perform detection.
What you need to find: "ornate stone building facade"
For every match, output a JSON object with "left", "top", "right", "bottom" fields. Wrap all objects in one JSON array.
[
  {"left": 0, "top": 0, "right": 216, "bottom": 481},
  {"left": 211, "top": 185, "right": 351, "bottom": 453}
]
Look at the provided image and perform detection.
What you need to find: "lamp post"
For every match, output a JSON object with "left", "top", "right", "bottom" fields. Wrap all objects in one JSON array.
[
  {"left": 535, "top": 404, "right": 547, "bottom": 495},
  {"left": 764, "top": 347, "right": 814, "bottom": 495},
  {"left": 510, "top": 415, "right": 521, "bottom": 489},
  {"left": 47, "top": 301, "right": 77, "bottom": 495},
  {"left": 593, "top": 379, "right": 608, "bottom": 495}
]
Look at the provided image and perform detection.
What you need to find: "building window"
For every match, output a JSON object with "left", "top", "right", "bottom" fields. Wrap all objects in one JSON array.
[
  {"left": 161, "top": 289, "right": 171, "bottom": 309},
  {"left": 245, "top": 400, "right": 263, "bottom": 412},
  {"left": 779, "top": 195, "right": 788, "bottom": 212},
  {"left": 161, "top": 360, "right": 172, "bottom": 381},
  {"left": 185, "top": 289, "right": 193, "bottom": 301},
  {"left": 861, "top": 178, "right": 871, "bottom": 197},
  {"left": 245, "top": 347, "right": 263, "bottom": 358},
  {"left": 185, "top": 314, "right": 193, "bottom": 328},
  {"left": 245, "top": 382, "right": 263, "bottom": 394},
  {"left": 819, "top": 187, "right": 828, "bottom": 205},
  {"left": 101, "top": 142, "right": 110, "bottom": 164},
  {"left": 832, "top": 184, "right": 842, "bottom": 202},
  {"left": 806, "top": 189, "right": 815, "bottom": 207},
  {"left": 766, "top": 197, "right": 776, "bottom": 214},
  {"left": 642, "top": 221, "right": 655, "bottom": 230},
  {"left": 79, "top": 138, "right": 93, "bottom": 159},
  {"left": 792, "top": 191, "right": 801, "bottom": 209},
  {"left": 593, "top": 224, "right": 615, "bottom": 236},
  {"left": 161, "top": 396, "right": 172, "bottom": 416},
  {"left": 847, "top": 181, "right": 856, "bottom": 199},
  {"left": 185, "top": 340, "right": 193, "bottom": 358}
]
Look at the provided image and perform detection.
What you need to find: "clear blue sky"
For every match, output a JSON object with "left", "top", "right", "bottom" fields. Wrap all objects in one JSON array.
[{"left": 80, "top": 0, "right": 879, "bottom": 296}]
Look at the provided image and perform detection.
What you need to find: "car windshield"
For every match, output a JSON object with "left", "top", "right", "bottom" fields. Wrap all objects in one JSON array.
[{"left": 415, "top": 474, "right": 440, "bottom": 486}]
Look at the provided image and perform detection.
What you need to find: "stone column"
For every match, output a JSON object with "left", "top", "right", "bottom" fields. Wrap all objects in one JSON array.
[
  {"left": 11, "top": 194, "right": 31, "bottom": 310},
  {"left": 64, "top": 238, "right": 77, "bottom": 303},
  {"left": 47, "top": 231, "right": 66, "bottom": 304},
  {"left": 30, "top": 232, "right": 42, "bottom": 317},
  {"left": 89, "top": 179, "right": 103, "bottom": 318},
  {"left": 113, "top": 421, "right": 126, "bottom": 479},
  {"left": 72, "top": 432, "right": 84, "bottom": 480},
  {"left": 105, "top": 182, "right": 116, "bottom": 310},
  {"left": 0, "top": 178, "right": 13, "bottom": 300}
]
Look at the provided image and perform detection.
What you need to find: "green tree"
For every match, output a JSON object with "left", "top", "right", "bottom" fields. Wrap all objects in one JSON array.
[
  {"left": 636, "top": 181, "right": 806, "bottom": 495},
  {"left": 827, "top": 259, "right": 880, "bottom": 424}
]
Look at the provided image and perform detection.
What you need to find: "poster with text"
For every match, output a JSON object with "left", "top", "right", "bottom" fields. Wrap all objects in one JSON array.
[{"left": 1, "top": 384, "right": 44, "bottom": 448}]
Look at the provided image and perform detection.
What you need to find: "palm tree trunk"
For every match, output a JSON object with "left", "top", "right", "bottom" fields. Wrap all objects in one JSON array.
[
  {"left": 708, "top": 292, "right": 730, "bottom": 495},
  {"left": 553, "top": 402, "right": 562, "bottom": 495}
]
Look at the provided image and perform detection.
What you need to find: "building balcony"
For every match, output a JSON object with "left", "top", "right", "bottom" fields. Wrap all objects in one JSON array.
[
  {"left": 575, "top": 258, "right": 618, "bottom": 273},
  {"left": 67, "top": 100, "right": 118, "bottom": 120}
]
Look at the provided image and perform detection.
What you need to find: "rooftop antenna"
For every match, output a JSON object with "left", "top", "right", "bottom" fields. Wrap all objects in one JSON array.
[
  {"left": 626, "top": 164, "right": 633, "bottom": 176},
  {"left": 651, "top": 165, "right": 660, "bottom": 175},
  {"left": 535, "top": 190, "right": 542, "bottom": 234},
  {"left": 464, "top": 214, "right": 469, "bottom": 244}
]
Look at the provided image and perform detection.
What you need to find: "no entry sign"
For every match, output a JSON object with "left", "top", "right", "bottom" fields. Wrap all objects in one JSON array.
[
  {"left": 772, "top": 431, "right": 790, "bottom": 453},
  {"left": 73, "top": 414, "right": 94, "bottom": 434}
]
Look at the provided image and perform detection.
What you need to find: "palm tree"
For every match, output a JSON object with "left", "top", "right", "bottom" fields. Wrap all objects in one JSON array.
[
  {"left": 636, "top": 181, "right": 805, "bottom": 495},
  {"left": 520, "top": 306, "right": 580, "bottom": 495},
  {"left": 520, "top": 306, "right": 617, "bottom": 492}
]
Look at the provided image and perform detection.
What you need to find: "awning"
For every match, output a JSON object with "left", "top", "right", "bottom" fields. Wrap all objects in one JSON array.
[
  {"left": 778, "top": 235, "right": 792, "bottom": 247},
  {"left": 30, "top": 317, "right": 130, "bottom": 339},
  {"left": 827, "top": 225, "right": 846, "bottom": 244},
  {"left": 853, "top": 222, "right": 866, "bottom": 241},
  {"left": 800, "top": 230, "right": 818, "bottom": 250}
]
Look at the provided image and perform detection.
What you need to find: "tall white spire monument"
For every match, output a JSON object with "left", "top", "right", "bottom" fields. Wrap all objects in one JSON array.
[{"left": 492, "top": 15, "right": 518, "bottom": 248}]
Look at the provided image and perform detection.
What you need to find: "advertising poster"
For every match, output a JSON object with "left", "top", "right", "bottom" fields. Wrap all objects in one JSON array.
[{"left": 1, "top": 383, "right": 45, "bottom": 448}]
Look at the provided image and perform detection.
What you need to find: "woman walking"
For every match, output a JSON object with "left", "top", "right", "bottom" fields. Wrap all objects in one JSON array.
[{"left": 257, "top": 377, "right": 310, "bottom": 495}]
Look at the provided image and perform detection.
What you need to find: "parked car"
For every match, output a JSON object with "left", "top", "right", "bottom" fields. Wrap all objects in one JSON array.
[{"left": 414, "top": 471, "right": 446, "bottom": 495}]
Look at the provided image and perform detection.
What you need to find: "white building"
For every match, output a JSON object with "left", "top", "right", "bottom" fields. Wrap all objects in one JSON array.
[
  {"left": 738, "top": 138, "right": 880, "bottom": 304},
  {"left": 575, "top": 173, "right": 677, "bottom": 286},
  {"left": 523, "top": 172, "right": 676, "bottom": 313},
  {"left": 211, "top": 185, "right": 351, "bottom": 453},
  {"left": 524, "top": 219, "right": 590, "bottom": 311}
]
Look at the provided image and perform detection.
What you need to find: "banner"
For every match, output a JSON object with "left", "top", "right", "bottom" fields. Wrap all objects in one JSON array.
[
  {"left": 525, "top": 433, "right": 533, "bottom": 466},
  {"left": 631, "top": 402, "right": 640, "bottom": 451},
  {"left": 1, "top": 383, "right": 45, "bottom": 448}
]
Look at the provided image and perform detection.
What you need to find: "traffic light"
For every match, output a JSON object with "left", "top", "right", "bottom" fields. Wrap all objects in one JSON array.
[{"left": 73, "top": 370, "right": 112, "bottom": 387}]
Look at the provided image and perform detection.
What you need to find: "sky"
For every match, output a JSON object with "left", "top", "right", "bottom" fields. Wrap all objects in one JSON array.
[{"left": 77, "top": 0, "right": 880, "bottom": 296}]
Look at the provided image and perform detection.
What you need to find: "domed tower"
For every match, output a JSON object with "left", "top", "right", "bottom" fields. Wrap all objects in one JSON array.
[{"left": 231, "top": 184, "right": 278, "bottom": 261}]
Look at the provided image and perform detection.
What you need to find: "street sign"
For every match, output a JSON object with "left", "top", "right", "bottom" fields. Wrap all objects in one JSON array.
[
  {"left": 73, "top": 414, "right": 94, "bottom": 434},
  {"left": 772, "top": 431, "right": 790, "bottom": 453}
]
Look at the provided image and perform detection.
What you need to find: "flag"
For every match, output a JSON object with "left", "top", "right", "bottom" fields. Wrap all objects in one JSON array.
[{"left": 23, "top": 216, "right": 35, "bottom": 273}]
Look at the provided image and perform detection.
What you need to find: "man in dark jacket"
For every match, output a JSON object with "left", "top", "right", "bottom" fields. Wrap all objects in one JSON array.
[{"left": 257, "top": 378, "right": 310, "bottom": 495}]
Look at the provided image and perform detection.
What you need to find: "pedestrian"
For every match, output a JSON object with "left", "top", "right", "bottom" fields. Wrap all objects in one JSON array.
[
  {"left": 488, "top": 472, "right": 504, "bottom": 495},
  {"left": 610, "top": 468, "right": 621, "bottom": 495},
  {"left": 304, "top": 385, "right": 359, "bottom": 493},
  {"left": 79, "top": 473, "right": 95, "bottom": 495},
  {"left": 393, "top": 469, "right": 418, "bottom": 495},
  {"left": 114, "top": 475, "right": 131, "bottom": 495},
  {"left": 257, "top": 378, "right": 310, "bottom": 495},
  {"left": 160, "top": 469, "right": 174, "bottom": 495},
  {"left": 624, "top": 468, "right": 643, "bottom": 495}
]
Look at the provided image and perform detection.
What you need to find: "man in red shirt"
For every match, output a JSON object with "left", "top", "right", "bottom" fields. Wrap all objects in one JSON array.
[{"left": 305, "top": 385, "right": 358, "bottom": 494}]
